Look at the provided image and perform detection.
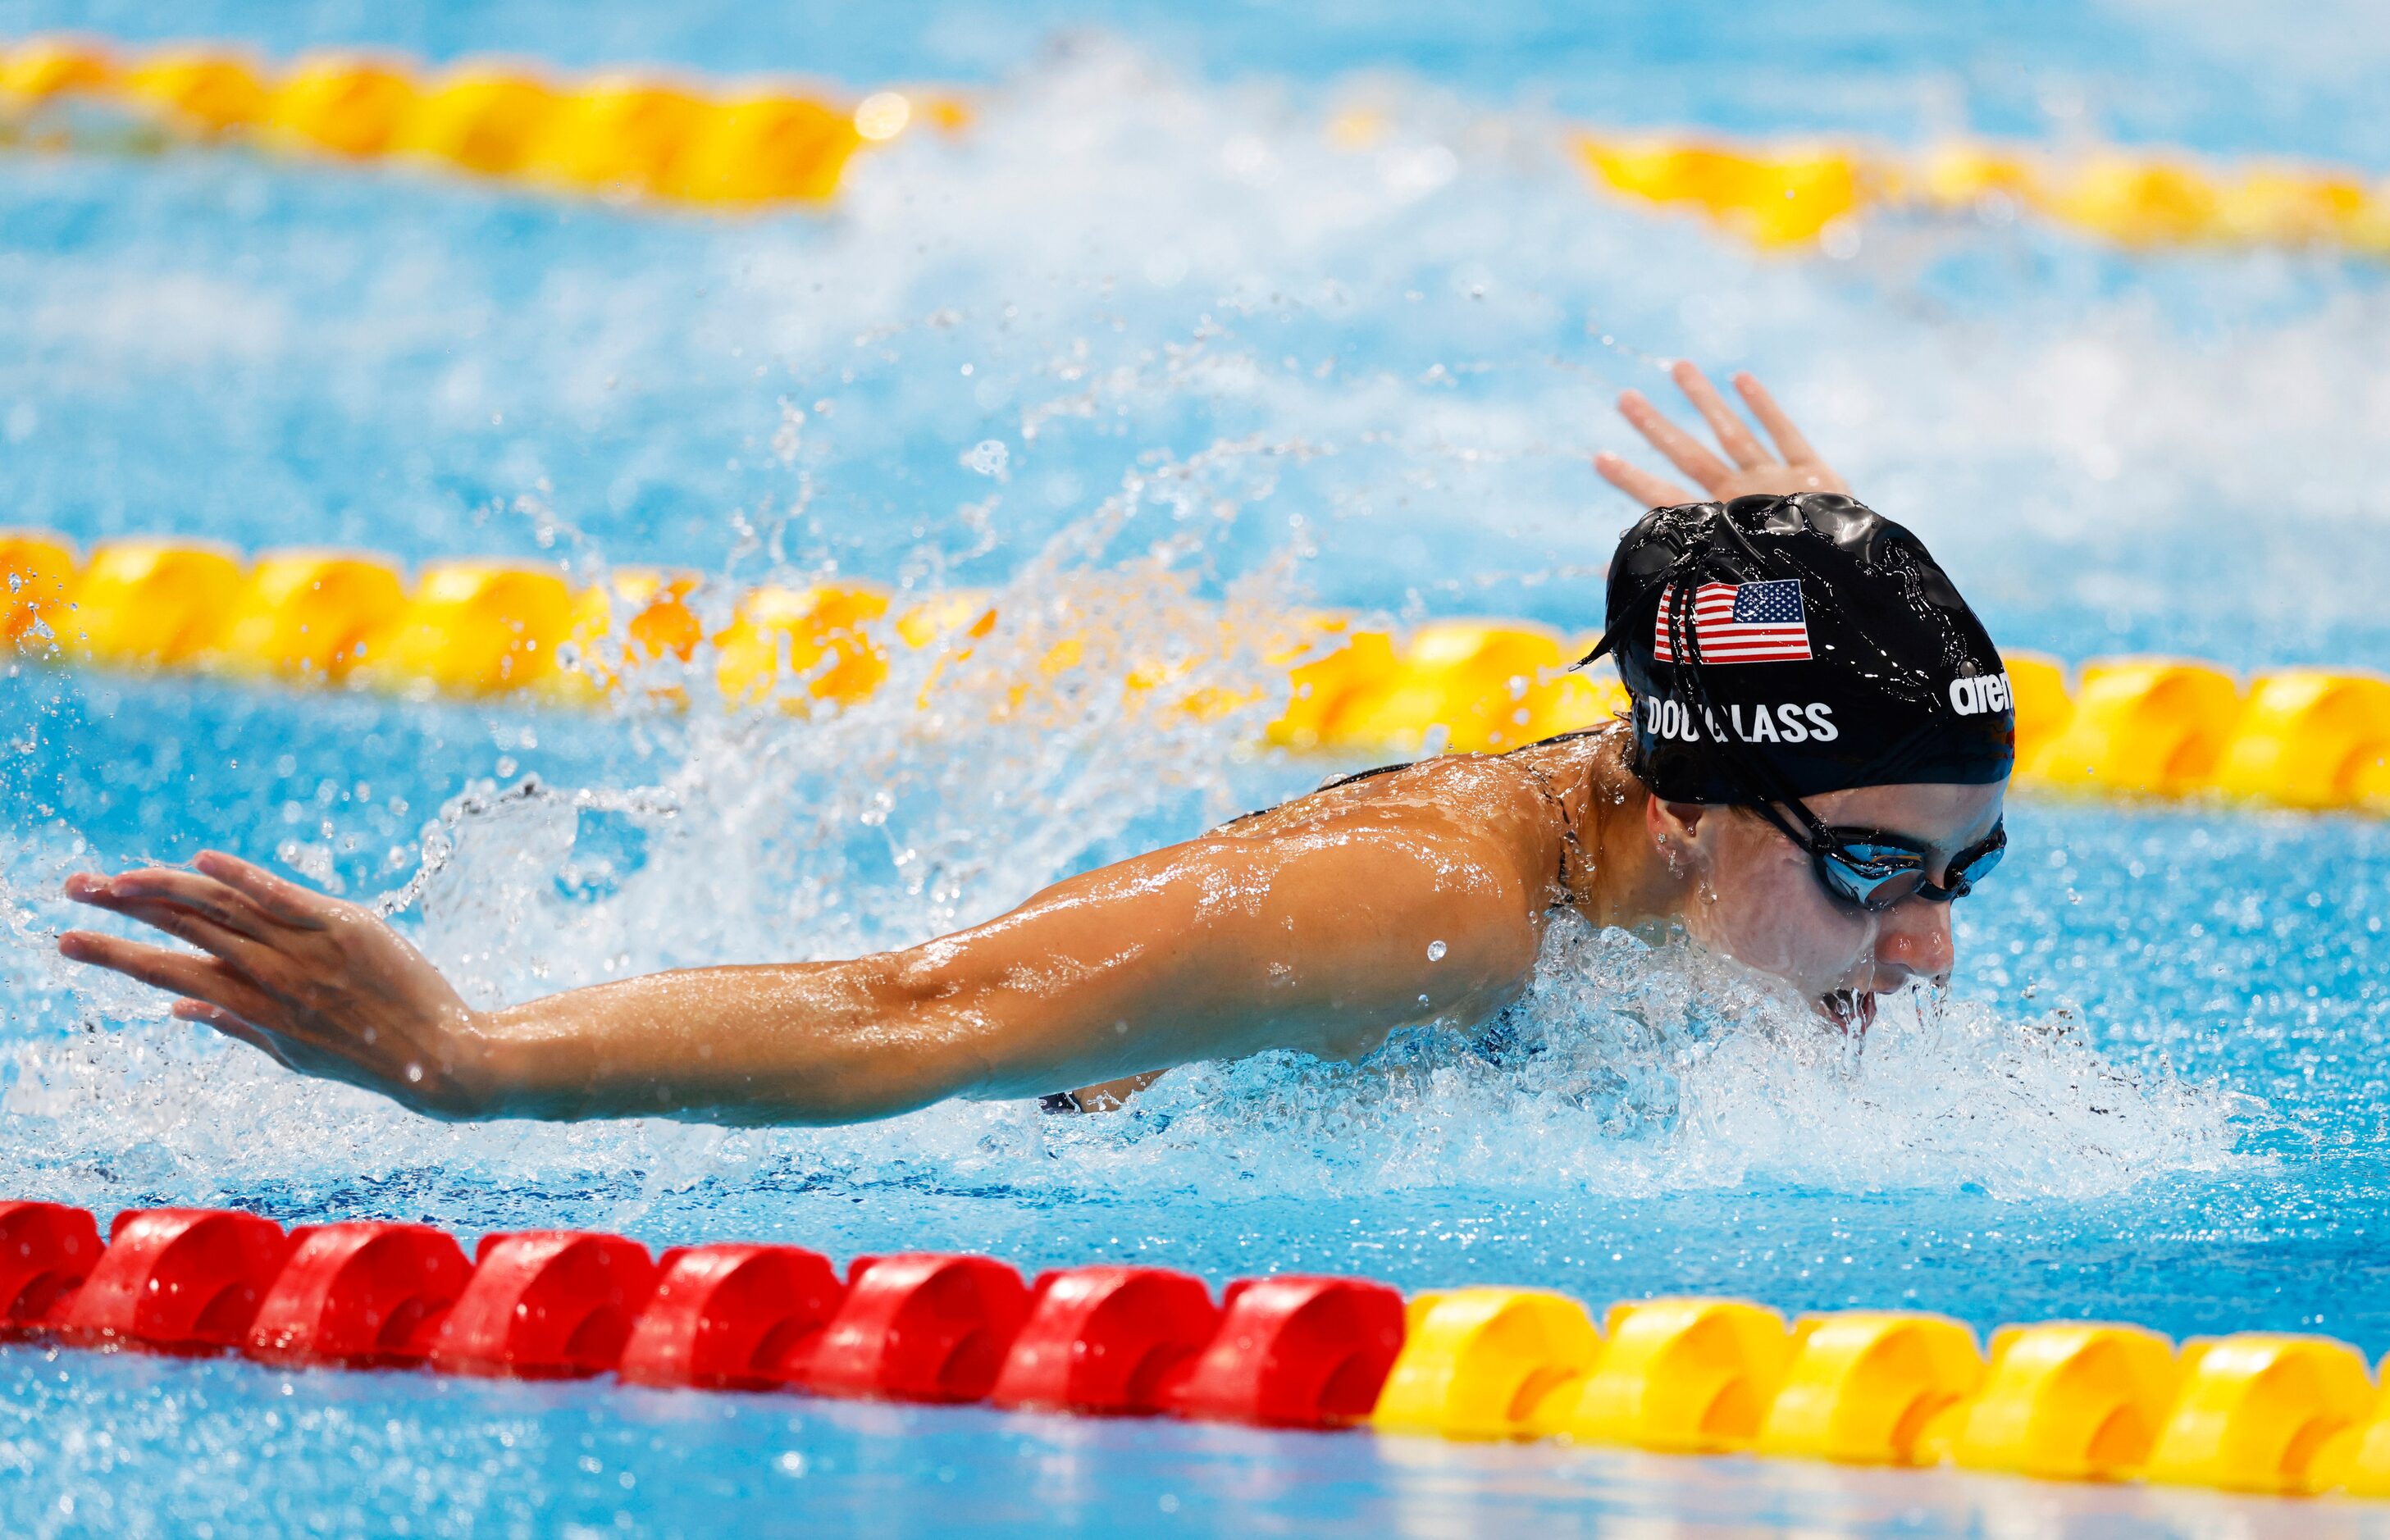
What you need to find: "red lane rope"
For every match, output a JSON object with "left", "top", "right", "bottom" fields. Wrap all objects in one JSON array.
[{"left": 0, "top": 1201, "right": 1403, "bottom": 1428}]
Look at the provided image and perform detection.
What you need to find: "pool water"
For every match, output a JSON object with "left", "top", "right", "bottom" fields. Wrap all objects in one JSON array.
[{"left": 7, "top": 1, "right": 2390, "bottom": 1533}]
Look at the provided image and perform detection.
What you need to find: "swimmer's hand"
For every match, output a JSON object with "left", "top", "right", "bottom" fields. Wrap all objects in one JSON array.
[
  {"left": 1594, "top": 361, "right": 1850, "bottom": 508},
  {"left": 57, "top": 852, "right": 496, "bottom": 1118}
]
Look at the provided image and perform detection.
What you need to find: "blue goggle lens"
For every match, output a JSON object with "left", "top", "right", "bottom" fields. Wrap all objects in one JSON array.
[{"left": 1816, "top": 827, "right": 2005, "bottom": 911}]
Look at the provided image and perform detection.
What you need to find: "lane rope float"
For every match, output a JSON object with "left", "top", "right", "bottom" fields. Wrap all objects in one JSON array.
[
  {"left": 7, "top": 527, "right": 2389, "bottom": 815},
  {"left": 2, "top": 1196, "right": 2388, "bottom": 1500},
  {"left": 7, "top": 33, "right": 2388, "bottom": 254}
]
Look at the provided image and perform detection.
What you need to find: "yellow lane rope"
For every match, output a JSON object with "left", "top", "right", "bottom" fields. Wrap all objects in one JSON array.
[
  {"left": 1373, "top": 1291, "right": 2390, "bottom": 1499},
  {"left": 7, "top": 529, "right": 2388, "bottom": 813},
  {"left": 1567, "top": 131, "right": 2390, "bottom": 253},
  {"left": 6, "top": 33, "right": 2386, "bottom": 253},
  {"left": 0, "top": 33, "right": 961, "bottom": 207}
]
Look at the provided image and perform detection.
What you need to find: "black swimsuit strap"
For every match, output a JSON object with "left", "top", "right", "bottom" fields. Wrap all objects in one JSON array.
[{"left": 1504, "top": 731, "right": 1599, "bottom": 907}]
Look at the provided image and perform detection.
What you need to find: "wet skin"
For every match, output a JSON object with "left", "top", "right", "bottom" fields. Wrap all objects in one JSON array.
[{"left": 55, "top": 364, "right": 2004, "bottom": 1125}]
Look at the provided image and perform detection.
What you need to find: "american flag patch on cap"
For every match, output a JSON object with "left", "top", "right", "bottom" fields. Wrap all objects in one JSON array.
[{"left": 1653, "top": 578, "right": 1813, "bottom": 664}]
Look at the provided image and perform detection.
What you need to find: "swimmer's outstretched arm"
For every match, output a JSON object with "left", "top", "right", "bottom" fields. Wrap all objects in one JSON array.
[{"left": 57, "top": 754, "right": 1569, "bottom": 1125}]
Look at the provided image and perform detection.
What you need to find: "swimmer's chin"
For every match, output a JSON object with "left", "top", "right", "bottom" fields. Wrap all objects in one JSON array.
[{"left": 1818, "top": 990, "right": 1877, "bottom": 1034}]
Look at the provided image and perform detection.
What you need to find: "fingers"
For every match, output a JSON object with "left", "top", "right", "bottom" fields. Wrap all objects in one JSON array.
[
  {"left": 1733, "top": 371, "right": 1824, "bottom": 467},
  {"left": 1615, "top": 389, "right": 1733, "bottom": 494},
  {"left": 56, "top": 929, "right": 276, "bottom": 1023},
  {"left": 1671, "top": 361, "right": 1773, "bottom": 471},
  {"left": 192, "top": 850, "right": 332, "bottom": 930},
  {"left": 86, "top": 894, "right": 274, "bottom": 974},
  {"left": 66, "top": 868, "right": 280, "bottom": 944},
  {"left": 1593, "top": 451, "right": 1697, "bottom": 510}
]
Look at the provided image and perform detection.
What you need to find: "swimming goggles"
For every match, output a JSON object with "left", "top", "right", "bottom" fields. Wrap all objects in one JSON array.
[{"left": 1746, "top": 803, "right": 2007, "bottom": 913}]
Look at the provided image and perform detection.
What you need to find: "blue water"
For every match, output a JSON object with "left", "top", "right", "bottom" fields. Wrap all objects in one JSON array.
[{"left": 7, "top": 1, "right": 2390, "bottom": 1534}]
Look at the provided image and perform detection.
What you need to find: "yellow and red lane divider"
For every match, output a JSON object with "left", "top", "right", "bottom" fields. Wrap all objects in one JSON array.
[
  {"left": 0, "top": 32, "right": 960, "bottom": 208},
  {"left": 1567, "top": 132, "right": 2390, "bottom": 254},
  {"left": 4, "top": 1196, "right": 2390, "bottom": 1499},
  {"left": 6, "top": 528, "right": 2390, "bottom": 814}
]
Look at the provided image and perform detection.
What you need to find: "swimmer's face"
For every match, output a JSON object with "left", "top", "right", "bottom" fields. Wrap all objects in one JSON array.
[{"left": 1649, "top": 781, "right": 2007, "bottom": 1017}]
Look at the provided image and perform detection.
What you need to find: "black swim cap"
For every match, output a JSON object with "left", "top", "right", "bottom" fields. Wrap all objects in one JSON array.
[{"left": 1590, "top": 493, "right": 2014, "bottom": 805}]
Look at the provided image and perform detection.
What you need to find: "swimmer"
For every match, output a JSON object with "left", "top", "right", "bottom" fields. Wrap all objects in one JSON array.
[{"left": 57, "top": 364, "right": 2013, "bottom": 1126}]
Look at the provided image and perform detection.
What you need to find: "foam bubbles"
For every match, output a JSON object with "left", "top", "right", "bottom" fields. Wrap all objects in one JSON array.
[{"left": 1024, "top": 918, "right": 2252, "bottom": 1205}]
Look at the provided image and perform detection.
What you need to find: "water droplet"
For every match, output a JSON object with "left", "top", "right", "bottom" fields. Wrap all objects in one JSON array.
[
  {"left": 1427, "top": 940, "right": 1447, "bottom": 961},
  {"left": 961, "top": 440, "right": 1010, "bottom": 478}
]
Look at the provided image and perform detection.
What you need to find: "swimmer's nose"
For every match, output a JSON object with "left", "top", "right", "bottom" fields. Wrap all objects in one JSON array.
[{"left": 1872, "top": 899, "right": 1954, "bottom": 991}]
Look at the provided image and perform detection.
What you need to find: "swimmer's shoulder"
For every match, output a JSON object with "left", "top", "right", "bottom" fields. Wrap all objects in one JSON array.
[
  {"left": 1500, "top": 720, "right": 1626, "bottom": 786},
  {"left": 1215, "top": 721, "right": 1632, "bottom": 906}
]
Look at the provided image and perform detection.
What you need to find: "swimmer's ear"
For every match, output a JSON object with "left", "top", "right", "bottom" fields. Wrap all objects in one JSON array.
[{"left": 1645, "top": 797, "right": 1712, "bottom": 859}]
